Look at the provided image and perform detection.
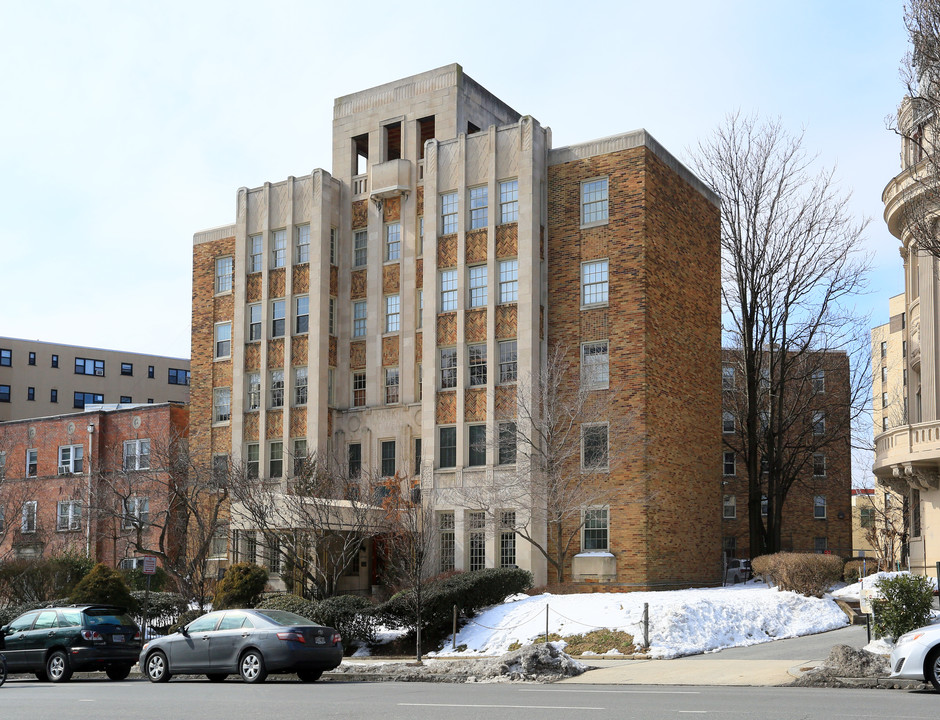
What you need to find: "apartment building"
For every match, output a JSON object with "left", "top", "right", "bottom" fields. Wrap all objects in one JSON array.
[
  {"left": 0, "top": 337, "right": 190, "bottom": 422},
  {"left": 190, "top": 64, "right": 721, "bottom": 589}
]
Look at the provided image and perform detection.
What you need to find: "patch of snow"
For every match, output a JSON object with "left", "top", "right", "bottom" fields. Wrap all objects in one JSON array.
[
  {"left": 574, "top": 551, "right": 615, "bottom": 557},
  {"left": 831, "top": 571, "right": 938, "bottom": 601},
  {"left": 864, "top": 638, "right": 894, "bottom": 655}
]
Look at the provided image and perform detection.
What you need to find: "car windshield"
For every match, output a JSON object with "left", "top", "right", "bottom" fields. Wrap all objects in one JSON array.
[
  {"left": 84, "top": 609, "right": 136, "bottom": 627},
  {"left": 254, "top": 610, "right": 316, "bottom": 626}
]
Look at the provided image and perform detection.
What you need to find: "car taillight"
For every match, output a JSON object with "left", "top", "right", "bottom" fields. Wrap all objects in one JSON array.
[
  {"left": 81, "top": 630, "right": 104, "bottom": 641},
  {"left": 332, "top": 633, "right": 342, "bottom": 645},
  {"left": 276, "top": 631, "right": 305, "bottom": 643},
  {"left": 133, "top": 630, "right": 141, "bottom": 641}
]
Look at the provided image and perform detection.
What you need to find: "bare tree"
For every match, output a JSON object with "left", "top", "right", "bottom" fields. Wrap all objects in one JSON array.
[
  {"left": 693, "top": 113, "right": 871, "bottom": 558},
  {"left": 857, "top": 489, "right": 907, "bottom": 571}
]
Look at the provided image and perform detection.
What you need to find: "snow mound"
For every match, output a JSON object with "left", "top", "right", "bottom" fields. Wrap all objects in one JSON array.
[{"left": 790, "top": 644, "right": 889, "bottom": 687}]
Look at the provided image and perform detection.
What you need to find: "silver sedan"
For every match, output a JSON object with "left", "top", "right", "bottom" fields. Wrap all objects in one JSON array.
[
  {"left": 889, "top": 621, "right": 940, "bottom": 689},
  {"left": 139, "top": 609, "right": 343, "bottom": 683}
]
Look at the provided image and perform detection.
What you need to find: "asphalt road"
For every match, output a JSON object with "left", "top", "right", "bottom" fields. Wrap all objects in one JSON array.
[{"left": 0, "top": 676, "right": 937, "bottom": 720}]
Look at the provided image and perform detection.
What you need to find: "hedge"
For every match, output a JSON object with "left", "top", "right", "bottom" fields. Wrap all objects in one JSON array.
[
  {"left": 750, "top": 553, "right": 843, "bottom": 597},
  {"left": 316, "top": 595, "right": 377, "bottom": 646}
]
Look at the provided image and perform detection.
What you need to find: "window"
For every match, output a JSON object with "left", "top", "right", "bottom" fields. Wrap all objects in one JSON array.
[
  {"left": 813, "top": 411, "right": 825, "bottom": 436},
  {"left": 147, "top": 365, "right": 154, "bottom": 378},
  {"left": 498, "top": 340, "right": 517, "bottom": 383},
  {"left": 215, "top": 323, "right": 231, "bottom": 359},
  {"left": 122, "top": 497, "right": 149, "bottom": 529},
  {"left": 582, "top": 424, "right": 609, "bottom": 469},
  {"left": 441, "top": 191, "right": 458, "bottom": 234},
  {"left": 247, "top": 373, "right": 261, "bottom": 410},
  {"left": 212, "top": 454, "right": 229, "bottom": 484},
  {"left": 440, "top": 426, "right": 457, "bottom": 468},
  {"left": 73, "top": 392, "right": 103, "bottom": 409},
  {"left": 75, "top": 357, "right": 105, "bottom": 376},
  {"left": 418, "top": 216, "right": 424, "bottom": 255},
  {"left": 272, "top": 300, "right": 286, "bottom": 338},
  {"left": 249, "top": 235, "right": 263, "bottom": 272},
  {"left": 56, "top": 501, "right": 82, "bottom": 532},
  {"left": 813, "top": 453, "right": 826, "bottom": 477},
  {"left": 120, "top": 395, "right": 132, "bottom": 404},
  {"left": 469, "top": 345, "right": 487, "bottom": 386},
  {"left": 583, "top": 507, "right": 609, "bottom": 550},
  {"left": 581, "top": 341, "right": 609, "bottom": 389},
  {"left": 440, "top": 269, "right": 458, "bottom": 312},
  {"left": 58, "top": 445, "right": 83, "bottom": 474},
  {"left": 292, "top": 438, "right": 308, "bottom": 476},
  {"left": 26, "top": 351, "right": 35, "bottom": 365},
  {"left": 468, "top": 425, "right": 487, "bottom": 466},
  {"left": 52, "top": 354, "right": 59, "bottom": 368},
  {"left": 499, "top": 180, "right": 518, "bottom": 223},
  {"left": 21, "top": 501, "right": 37, "bottom": 533},
  {"left": 414, "top": 438, "right": 422, "bottom": 476},
  {"left": 881, "top": 341, "right": 887, "bottom": 358},
  {"left": 50, "top": 389, "right": 57, "bottom": 403},
  {"left": 913, "top": 488, "right": 922, "bottom": 536},
  {"left": 348, "top": 443, "right": 362, "bottom": 478},
  {"left": 246, "top": 444, "right": 259, "bottom": 479},
  {"left": 498, "top": 422, "right": 516, "bottom": 465},
  {"left": 581, "top": 177, "right": 609, "bottom": 225},
  {"left": 811, "top": 370, "right": 825, "bottom": 393},
  {"left": 330, "top": 227, "right": 336, "bottom": 265},
  {"left": 295, "top": 225, "right": 310, "bottom": 264},
  {"left": 469, "top": 186, "right": 487, "bottom": 229},
  {"left": 814, "top": 495, "right": 827, "bottom": 519},
  {"left": 269, "top": 441, "right": 283, "bottom": 478},
  {"left": 211, "top": 529, "right": 228, "bottom": 558},
  {"left": 272, "top": 229, "right": 287, "bottom": 268},
  {"left": 270, "top": 370, "right": 284, "bottom": 408},
  {"left": 761, "top": 493, "right": 768, "bottom": 516},
  {"left": 213, "top": 387, "right": 231, "bottom": 423},
  {"left": 882, "top": 392, "right": 889, "bottom": 408},
  {"left": 385, "top": 295, "right": 400, "bottom": 333},
  {"left": 329, "top": 297, "right": 335, "bottom": 335},
  {"left": 27, "top": 387, "right": 34, "bottom": 401},
  {"left": 466, "top": 265, "right": 488, "bottom": 308},
  {"left": 860, "top": 506, "right": 875, "bottom": 528},
  {"left": 722, "top": 366, "right": 735, "bottom": 390},
  {"left": 385, "top": 222, "right": 401, "bottom": 261},
  {"left": 123, "top": 439, "right": 151, "bottom": 471},
  {"left": 328, "top": 367, "right": 335, "bottom": 405},
  {"left": 295, "top": 296, "right": 309, "bottom": 334},
  {"left": 722, "top": 412, "right": 735, "bottom": 433},
  {"left": 168, "top": 368, "right": 190, "bottom": 385},
  {"left": 498, "top": 260, "right": 518, "bottom": 303},
  {"left": 903, "top": 340, "right": 907, "bottom": 358},
  {"left": 416, "top": 288, "right": 424, "bottom": 328},
  {"left": 216, "top": 256, "right": 233, "bottom": 293},
  {"left": 440, "top": 348, "right": 457, "bottom": 389},
  {"left": 439, "top": 512, "right": 455, "bottom": 572},
  {"left": 241, "top": 305, "right": 259, "bottom": 344},
  {"left": 0, "top": 451, "right": 5, "bottom": 479},
  {"left": 468, "top": 511, "right": 486, "bottom": 571},
  {"left": 883, "top": 416, "right": 889, "bottom": 432},
  {"left": 581, "top": 260, "right": 609, "bottom": 305},
  {"left": 814, "top": 537, "right": 828, "bottom": 554},
  {"left": 353, "top": 301, "right": 367, "bottom": 337},
  {"left": 723, "top": 451, "right": 736, "bottom": 476},
  {"left": 381, "top": 440, "right": 396, "bottom": 477},
  {"left": 0, "top": 349, "right": 10, "bottom": 366},
  {"left": 723, "top": 495, "right": 736, "bottom": 519},
  {"left": 294, "top": 367, "right": 308, "bottom": 406},
  {"left": 0, "top": 385, "right": 8, "bottom": 403},
  {"left": 499, "top": 511, "right": 516, "bottom": 567},
  {"left": 353, "top": 229, "right": 368, "bottom": 267},
  {"left": 352, "top": 372, "right": 366, "bottom": 407},
  {"left": 120, "top": 362, "right": 133, "bottom": 376},
  {"left": 385, "top": 368, "right": 399, "bottom": 404}
]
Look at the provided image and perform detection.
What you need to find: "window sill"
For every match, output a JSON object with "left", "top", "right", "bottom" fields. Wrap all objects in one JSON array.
[
  {"left": 580, "top": 302, "right": 609, "bottom": 311},
  {"left": 212, "top": 421, "right": 231, "bottom": 428},
  {"left": 213, "top": 357, "right": 231, "bottom": 363}
]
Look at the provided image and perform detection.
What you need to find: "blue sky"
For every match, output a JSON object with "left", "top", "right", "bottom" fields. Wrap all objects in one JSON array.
[{"left": 0, "top": 0, "right": 908, "bottom": 363}]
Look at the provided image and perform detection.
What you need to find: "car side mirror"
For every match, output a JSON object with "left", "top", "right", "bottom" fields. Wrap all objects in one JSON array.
[
  {"left": 0, "top": 625, "right": 8, "bottom": 636},
  {"left": 179, "top": 626, "right": 189, "bottom": 637}
]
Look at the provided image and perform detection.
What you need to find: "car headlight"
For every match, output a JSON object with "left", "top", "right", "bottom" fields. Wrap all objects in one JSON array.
[{"left": 895, "top": 632, "right": 924, "bottom": 647}]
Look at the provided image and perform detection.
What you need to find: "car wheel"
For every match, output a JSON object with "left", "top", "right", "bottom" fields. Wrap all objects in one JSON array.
[
  {"left": 47, "top": 649, "right": 73, "bottom": 683},
  {"left": 297, "top": 670, "right": 322, "bottom": 683},
  {"left": 206, "top": 673, "right": 228, "bottom": 682},
  {"left": 106, "top": 664, "right": 133, "bottom": 681},
  {"left": 925, "top": 647, "right": 940, "bottom": 691},
  {"left": 145, "top": 651, "right": 172, "bottom": 683},
  {"left": 0, "top": 658, "right": 7, "bottom": 687},
  {"left": 239, "top": 650, "right": 267, "bottom": 683}
]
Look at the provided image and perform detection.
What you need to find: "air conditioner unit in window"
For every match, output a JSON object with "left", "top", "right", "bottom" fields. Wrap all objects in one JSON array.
[
  {"left": 95, "top": 368, "right": 104, "bottom": 376},
  {"left": 58, "top": 465, "right": 70, "bottom": 475}
]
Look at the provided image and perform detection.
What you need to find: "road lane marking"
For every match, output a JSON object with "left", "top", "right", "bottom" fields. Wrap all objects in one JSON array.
[
  {"left": 519, "top": 689, "right": 700, "bottom": 694},
  {"left": 400, "top": 703, "right": 604, "bottom": 710}
]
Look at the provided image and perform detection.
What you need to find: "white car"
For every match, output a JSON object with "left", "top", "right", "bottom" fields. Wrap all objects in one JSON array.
[{"left": 889, "top": 622, "right": 940, "bottom": 689}]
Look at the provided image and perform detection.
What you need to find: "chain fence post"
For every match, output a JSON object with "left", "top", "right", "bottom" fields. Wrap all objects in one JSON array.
[{"left": 643, "top": 602, "right": 649, "bottom": 649}]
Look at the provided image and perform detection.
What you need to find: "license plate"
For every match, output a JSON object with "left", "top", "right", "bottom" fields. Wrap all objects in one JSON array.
[
  {"left": 112, "top": 634, "right": 124, "bottom": 643},
  {"left": 314, "top": 637, "right": 325, "bottom": 645}
]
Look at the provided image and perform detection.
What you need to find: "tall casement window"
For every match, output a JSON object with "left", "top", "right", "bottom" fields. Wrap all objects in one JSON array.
[
  {"left": 330, "top": 227, "right": 337, "bottom": 265},
  {"left": 811, "top": 370, "right": 826, "bottom": 393},
  {"left": 440, "top": 348, "right": 457, "bottom": 389},
  {"left": 499, "top": 180, "right": 518, "bottom": 224},
  {"left": 385, "top": 222, "right": 401, "bottom": 261},
  {"left": 352, "top": 372, "right": 366, "bottom": 407},
  {"left": 249, "top": 235, "right": 263, "bottom": 273},
  {"left": 21, "top": 501, "right": 37, "bottom": 533},
  {"left": 581, "top": 177, "right": 609, "bottom": 225},
  {"left": 498, "top": 340, "right": 517, "bottom": 383},
  {"left": 581, "top": 341, "right": 609, "bottom": 389},
  {"left": 294, "top": 367, "right": 308, "bottom": 406},
  {"left": 269, "top": 442, "right": 283, "bottom": 478},
  {"left": 441, "top": 191, "right": 458, "bottom": 234},
  {"left": 385, "top": 368, "right": 399, "bottom": 404},
  {"left": 385, "top": 295, "right": 401, "bottom": 333},
  {"left": 468, "top": 265, "right": 487, "bottom": 307},
  {"left": 581, "top": 424, "right": 609, "bottom": 470},
  {"left": 413, "top": 438, "right": 422, "bottom": 476},
  {"left": 418, "top": 216, "right": 424, "bottom": 255},
  {"left": 295, "top": 296, "right": 309, "bottom": 334},
  {"left": 248, "top": 304, "right": 262, "bottom": 342},
  {"left": 58, "top": 445, "right": 84, "bottom": 474},
  {"left": 247, "top": 372, "right": 261, "bottom": 410},
  {"left": 56, "top": 500, "right": 82, "bottom": 532},
  {"left": 439, "top": 426, "right": 457, "bottom": 468},
  {"left": 416, "top": 363, "right": 423, "bottom": 400},
  {"left": 582, "top": 507, "right": 609, "bottom": 550},
  {"left": 581, "top": 259, "right": 609, "bottom": 306},
  {"left": 327, "top": 368, "right": 335, "bottom": 405},
  {"left": 215, "top": 256, "right": 233, "bottom": 294},
  {"left": 723, "top": 494, "right": 736, "bottom": 519},
  {"left": 272, "top": 300, "right": 286, "bottom": 338},
  {"left": 813, "top": 453, "right": 826, "bottom": 477},
  {"left": 813, "top": 411, "right": 826, "bottom": 436},
  {"left": 440, "top": 269, "right": 458, "bottom": 312},
  {"left": 246, "top": 444, "right": 260, "bottom": 480},
  {"left": 814, "top": 495, "right": 827, "bottom": 519},
  {"left": 468, "top": 511, "right": 486, "bottom": 571},
  {"left": 722, "top": 366, "right": 735, "bottom": 390},
  {"left": 417, "top": 289, "right": 424, "bottom": 328},
  {"left": 213, "top": 387, "right": 231, "bottom": 423},
  {"left": 469, "top": 345, "right": 487, "bottom": 386},
  {"left": 215, "top": 323, "right": 231, "bottom": 359},
  {"left": 500, "top": 511, "right": 516, "bottom": 568},
  {"left": 329, "top": 297, "right": 336, "bottom": 335},
  {"left": 353, "top": 229, "right": 368, "bottom": 267},
  {"left": 270, "top": 370, "right": 285, "bottom": 408},
  {"left": 468, "top": 425, "right": 487, "bottom": 466},
  {"left": 469, "top": 186, "right": 488, "bottom": 229},
  {"left": 723, "top": 451, "right": 736, "bottom": 476},
  {"left": 348, "top": 443, "right": 362, "bottom": 478},
  {"left": 353, "top": 300, "right": 367, "bottom": 337},
  {"left": 439, "top": 512, "right": 455, "bottom": 572},
  {"left": 498, "top": 422, "right": 517, "bottom": 465},
  {"left": 722, "top": 412, "right": 735, "bottom": 433},
  {"left": 498, "top": 259, "right": 518, "bottom": 303},
  {"left": 296, "top": 224, "right": 310, "bottom": 264},
  {"left": 123, "top": 439, "right": 151, "bottom": 471},
  {"left": 271, "top": 229, "right": 287, "bottom": 268},
  {"left": 381, "top": 440, "right": 396, "bottom": 477}
]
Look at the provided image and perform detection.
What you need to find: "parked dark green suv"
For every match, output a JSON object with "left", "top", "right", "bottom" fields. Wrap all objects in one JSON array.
[{"left": 0, "top": 605, "right": 141, "bottom": 682}]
